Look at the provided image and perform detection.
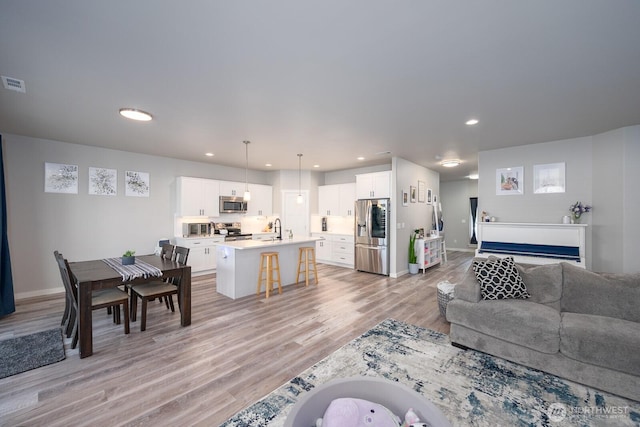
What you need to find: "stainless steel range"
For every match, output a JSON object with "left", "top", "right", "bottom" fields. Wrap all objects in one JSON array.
[{"left": 214, "top": 222, "right": 252, "bottom": 241}]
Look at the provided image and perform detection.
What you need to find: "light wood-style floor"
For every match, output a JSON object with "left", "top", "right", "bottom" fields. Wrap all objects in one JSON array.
[{"left": 0, "top": 251, "right": 473, "bottom": 426}]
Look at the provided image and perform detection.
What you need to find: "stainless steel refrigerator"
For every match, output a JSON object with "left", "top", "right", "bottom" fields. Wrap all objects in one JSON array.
[{"left": 355, "top": 198, "right": 390, "bottom": 275}]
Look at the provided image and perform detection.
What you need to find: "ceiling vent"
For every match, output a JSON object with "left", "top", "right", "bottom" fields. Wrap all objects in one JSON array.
[{"left": 2, "top": 76, "right": 26, "bottom": 93}]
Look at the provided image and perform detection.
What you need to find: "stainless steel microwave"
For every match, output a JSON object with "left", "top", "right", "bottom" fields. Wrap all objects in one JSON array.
[{"left": 219, "top": 196, "right": 247, "bottom": 213}]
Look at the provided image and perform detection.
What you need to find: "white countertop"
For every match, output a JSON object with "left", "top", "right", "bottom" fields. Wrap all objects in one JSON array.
[
  {"left": 175, "top": 235, "right": 226, "bottom": 240},
  {"left": 214, "top": 236, "right": 320, "bottom": 250}
]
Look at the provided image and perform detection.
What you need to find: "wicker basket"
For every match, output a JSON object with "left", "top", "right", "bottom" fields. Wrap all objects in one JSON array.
[{"left": 437, "top": 281, "right": 456, "bottom": 318}]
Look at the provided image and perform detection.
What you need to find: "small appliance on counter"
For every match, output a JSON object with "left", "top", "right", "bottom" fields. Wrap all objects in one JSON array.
[
  {"left": 214, "top": 222, "right": 253, "bottom": 241},
  {"left": 321, "top": 216, "right": 327, "bottom": 231},
  {"left": 182, "top": 222, "right": 212, "bottom": 237}
]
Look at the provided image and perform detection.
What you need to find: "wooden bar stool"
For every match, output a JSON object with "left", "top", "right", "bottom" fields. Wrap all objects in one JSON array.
[
  {"left": 296, "top": 246, "right": 318, "bottom": 286},
  {"left": 256, "top": 252, "right": 282, "bottom": 298}
]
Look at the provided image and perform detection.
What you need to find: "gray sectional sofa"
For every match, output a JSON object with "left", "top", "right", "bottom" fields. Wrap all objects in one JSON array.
[{"left": 446, "top": 258, "right": 640, "bottom": 401}]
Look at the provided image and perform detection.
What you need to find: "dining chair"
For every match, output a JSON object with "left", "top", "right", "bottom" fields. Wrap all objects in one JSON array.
[
  {"left": 58, "top": 263, "right": 75, "bottom": 338},
  {"left": 129, "top": 246, "right": 189, "bottom": 331},
  {"left": 54, "top": 251, "right": 130, "bottom": 349},
  {"left": 154, "top": 243, "right": 175, "bottom": 306}
]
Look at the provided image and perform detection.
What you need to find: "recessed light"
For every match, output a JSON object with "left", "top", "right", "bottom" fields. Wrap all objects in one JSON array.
[
  {"left": 441, "top": 159, "right": 461, "bottom": 168},
  {"left": 465, "top": 119, "right": 479, "bottom": 126},
  {"left": 119, "top": 108, "right": 153, "bottom": 121},
  {"left": 357, "top": 156, "right": 365, "bottom": 161},
  {"left": 468, "top": 173, "right": 479, "bottom": 180},
  {"left": 205, "top": 152, "right": 214, "bottom": 157},
  {"left": 265, "top": 163, "right": 272, "bottom": 167},
  {"left": 313, "top": 164, "right": 320, "bottom": 168}
]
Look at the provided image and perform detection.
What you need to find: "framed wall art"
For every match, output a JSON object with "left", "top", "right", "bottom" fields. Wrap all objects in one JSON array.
[
  {"left": 496, "top": 167, "right": 523, "bottom": 195},
  {"left": 125, "top": 171, "right": 150, "bottom": 197},
  {"left": 410, "top": 186, "right": 416, "bottom": 203},
  {"left": 427, "top": 188, "right": 433, "bottom": 204},
  {"left": 402, "top": 190, "right": 409, "bottom": 207},
  {"left": 44, "top": 162, "right": 78, "bottom": 194},
  {"left": 88, "top": 167, "right": 117, "bottom": 196},
  {"left": 533, "top": 162, "right": 565, "bottom": 193}
]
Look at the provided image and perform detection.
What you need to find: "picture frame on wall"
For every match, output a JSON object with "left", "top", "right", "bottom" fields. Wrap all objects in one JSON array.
[
  {"left": 402, "top": 190, "right": 409, "bottom": 207},
  {"left": 125, "top": 171, "right": 150, "bottom": 197},
  {"left": 427, "top": 188, "right": 433, "bottom": 204},
  {"left": 533, "top": 162, "right": 566, "bottom": 193},
  {"left": 410, "top": 186, "right": 416, "bottom": 203},
  {"left": 88, "top": 167, "right": 117, "bottom": 196},
  {"left": 44, "top": 162, "right": 78, "bottom": 194},
  {"left": 496, "top": 166, "right": 524, "bottom": 195},
  {"left": 418, "top": 181, "right": 425, "bottom": 202}
]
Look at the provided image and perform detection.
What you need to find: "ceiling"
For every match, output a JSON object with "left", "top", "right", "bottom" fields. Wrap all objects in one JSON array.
[{"left": 1, "top": 1, "right": 639, "bottom": 181}]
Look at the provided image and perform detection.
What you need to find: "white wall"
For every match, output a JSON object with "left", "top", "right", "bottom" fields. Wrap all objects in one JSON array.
[
  {"left": 440, "top": 179, "right": 478, "bottom": 251},
  {"left": 3, "top": 133, "right": 271, "bottom": 297},
  {"left": 476, "top": 125, "right": 640, "bottom": 273},
  {"left": 391, "top": 157, "right": 439, "bottom": 277},
  {"left": 622, "top": 126, "right": 640, "bottom": 273},
  {"left": 592, "top": 126, "right": 640, "bottom": 273}
]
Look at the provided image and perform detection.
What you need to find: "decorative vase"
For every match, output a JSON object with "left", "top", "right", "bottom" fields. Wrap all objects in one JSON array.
[
  {"left": 408, "top": 263, "right": 419, "bottom": 274},
  {"left": 122, "top": 256, "right": 135, "bottom": 265},
  {"left": 571, "top": 214, "right": 580, "bottom": 224}
]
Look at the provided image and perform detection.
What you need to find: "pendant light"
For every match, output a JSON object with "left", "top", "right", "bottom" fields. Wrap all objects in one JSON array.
[
  {"left": 296, "top": 153, "right": 304, "bottom": 204},
  {"left": 243, "top": 141, "right": 251, "bottom": 201}
]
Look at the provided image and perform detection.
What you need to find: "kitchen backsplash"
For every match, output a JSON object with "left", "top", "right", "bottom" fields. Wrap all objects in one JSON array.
[{"left": 310, "top": 214, "right": 355, "bottom": 235}]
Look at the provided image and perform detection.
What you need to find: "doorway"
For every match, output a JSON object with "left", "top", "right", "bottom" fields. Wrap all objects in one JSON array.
[{"left": 281, "top": 190, "right": 309, "bottom": 237}]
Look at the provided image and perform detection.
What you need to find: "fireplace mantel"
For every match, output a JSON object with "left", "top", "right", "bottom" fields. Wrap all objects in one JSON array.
[{"left": 475, "top": 222, "right": 587, "bottom": 268}]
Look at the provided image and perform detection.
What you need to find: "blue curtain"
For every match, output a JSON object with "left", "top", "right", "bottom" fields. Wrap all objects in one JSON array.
[
  {"left": 470, "top": 197, "right": 478, "bottom": 245},
  {"left": 0, "top": 135, "right": 15, "bottom": 316}
]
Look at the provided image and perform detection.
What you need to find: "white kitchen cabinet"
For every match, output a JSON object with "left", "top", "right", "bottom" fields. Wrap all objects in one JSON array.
[
  {"left": 318, "top": 183, "right": 356, "bottom": 216},
  {"left": 175, "top": 237, "right": 224, "bottom": 275},
  {"left": 247, "top": 183, "right": 273, "bottom": 216},
  {"left": 318, "top": 185, "right": 340, "bottom": 216},
  {"left": 219, "top": 181, "right": 247, "bottom": 197},
  {"left": 311, "top": 233, "right": 353, "bottom": 267},
  {"left": 338, "top": 183, "right": 356, "bottom": 216},
  {"left": 331, "top": 235, "right": 354, "bottom": 266},
  {"left": 356, "top": 171, "right": 391, "bottom": 199},
  {"left": 313, "top": 234, "right": 332, "bottom": 262},
  {"left": 176, "top": 177, "right": 219, "bottom": 217}
]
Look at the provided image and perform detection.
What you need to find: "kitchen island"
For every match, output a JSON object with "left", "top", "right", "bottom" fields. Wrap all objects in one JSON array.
[{"left": 214, "top": 236, "right": 322, "bottom": 299}]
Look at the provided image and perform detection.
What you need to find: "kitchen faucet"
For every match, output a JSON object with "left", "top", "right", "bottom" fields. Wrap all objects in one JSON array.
[{"left": 274, "top": 218, "right": 282, "bottom": 240}]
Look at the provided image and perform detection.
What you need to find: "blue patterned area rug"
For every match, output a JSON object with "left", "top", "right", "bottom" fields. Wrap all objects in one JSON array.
[{"left": 221, "top": 319, "right": 640, "bottom": 426}]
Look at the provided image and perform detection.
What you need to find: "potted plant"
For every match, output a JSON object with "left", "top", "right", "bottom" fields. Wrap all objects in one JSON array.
[
  {"left": 122, "top": 250, "right": 136, "bottom": 265},
  {"left": 569, "top": 201, "right": 592, "bottom": 223},
  {"left": 408, "top": 230, "right": 420, "bottom": 274}
]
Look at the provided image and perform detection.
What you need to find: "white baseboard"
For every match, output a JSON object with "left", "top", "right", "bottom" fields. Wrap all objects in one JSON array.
[{"left": 16, "top": 287, "right": 64, "bottom": 301}]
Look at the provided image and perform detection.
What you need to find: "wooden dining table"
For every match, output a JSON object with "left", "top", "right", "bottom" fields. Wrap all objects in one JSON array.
[{"left": 68, "top": 254, "right": 191, "bottom": 358}]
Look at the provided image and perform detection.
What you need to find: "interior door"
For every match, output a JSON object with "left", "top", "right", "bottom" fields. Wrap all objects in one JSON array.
[{"left": 282, "top": 190, "right": 309, "bottom": 237}]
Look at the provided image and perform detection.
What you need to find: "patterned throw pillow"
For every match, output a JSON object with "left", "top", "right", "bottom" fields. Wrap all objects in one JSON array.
[{"left": 472, "top": 256, "right": 530, "bottom": 300}]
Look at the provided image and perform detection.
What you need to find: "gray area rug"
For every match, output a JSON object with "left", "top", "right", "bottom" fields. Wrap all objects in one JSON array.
[
  {"left": 221, "top": 319, "right": 640, "bottom": 426},
  {"left": 0, "top": 328, "right": 66, "bottom": 379}
]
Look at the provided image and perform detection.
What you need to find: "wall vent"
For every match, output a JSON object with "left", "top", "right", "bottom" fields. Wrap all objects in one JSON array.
[{"left": 2, "top": 76, "right": 26, "bottom": 93}]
